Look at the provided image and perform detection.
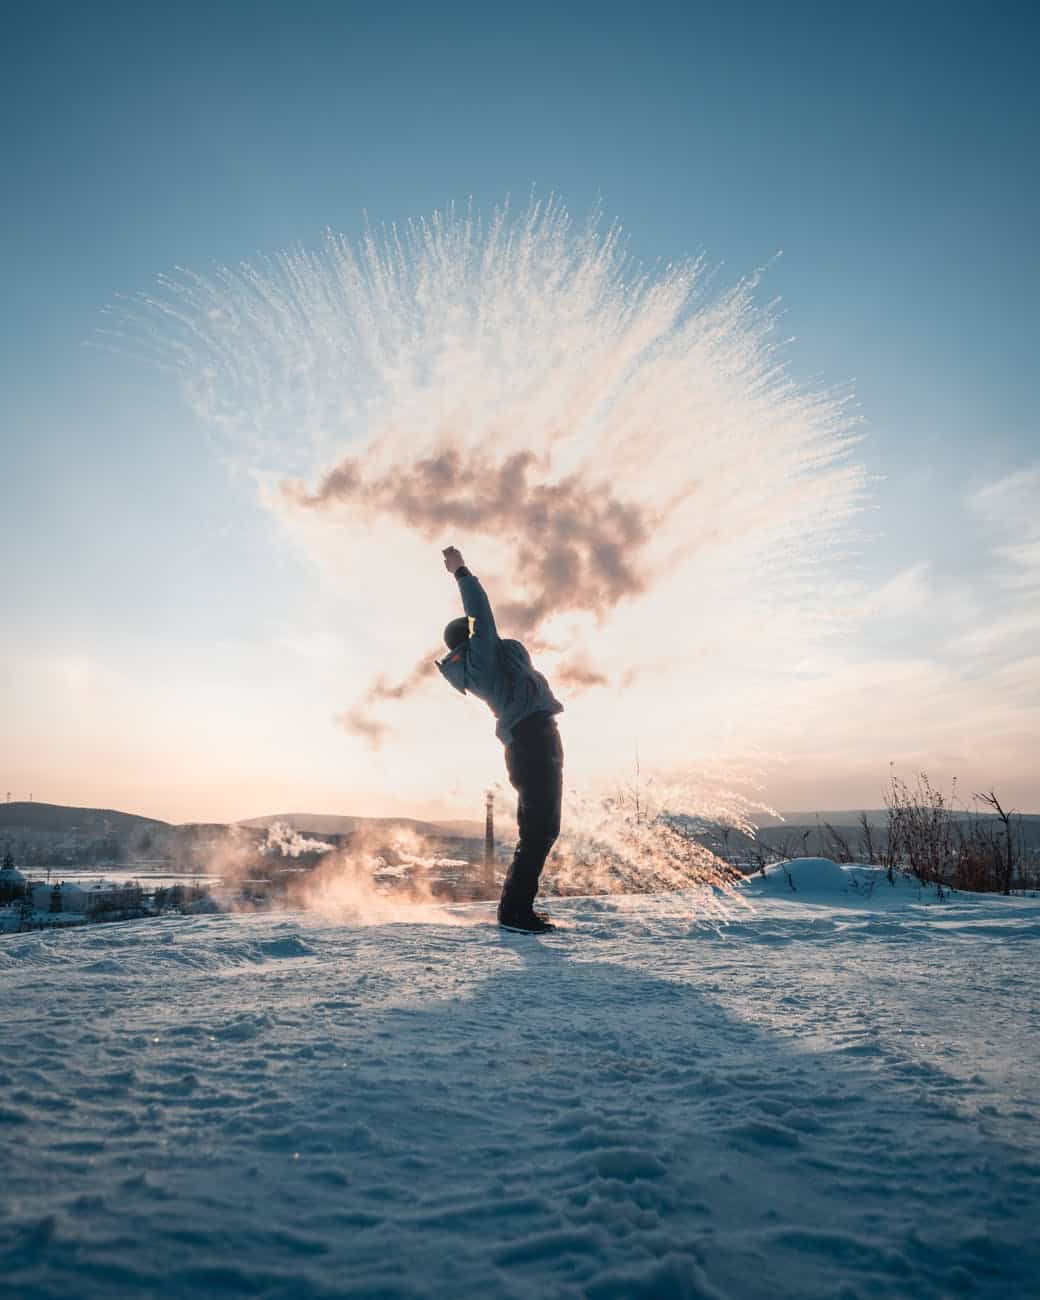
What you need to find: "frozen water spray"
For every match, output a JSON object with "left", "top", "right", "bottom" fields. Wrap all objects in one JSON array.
[{"left": 112, "top": 199, "right": 867, "bottom": 906}]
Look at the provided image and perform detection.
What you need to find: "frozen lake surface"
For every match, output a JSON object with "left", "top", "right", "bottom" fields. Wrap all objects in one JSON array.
[{"left": 1, "top": 861, "right": 1038, "bottom": 1299}]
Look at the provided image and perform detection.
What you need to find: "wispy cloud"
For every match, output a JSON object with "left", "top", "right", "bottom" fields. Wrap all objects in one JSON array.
[
  {"left": 943, "top": 463, "right": 1040, "bottom": 657},
  {"left": 970, "top": 464, "right": 1040, "bottom": 592}
]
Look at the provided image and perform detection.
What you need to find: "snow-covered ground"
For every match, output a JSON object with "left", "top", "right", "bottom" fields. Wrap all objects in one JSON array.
[{"left": 2, "top": 860, "right": 1038, "bottom": 1299}]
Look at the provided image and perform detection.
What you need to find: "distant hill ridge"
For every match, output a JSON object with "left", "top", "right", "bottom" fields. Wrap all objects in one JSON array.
[
  {"left": 0, "top": 802, "right": 484, "bottom": 840},
  {"left": 3, "top": 801, "right": 1036, "bottom": 841},
  {"left": 0, "top": 801, "right": 170, "bottom": 835},
  {"left": 237, "top": 812, "right": 485, "bottom": 839},
  {"left": 753, "top": 808, "right": 1040, "bottom": 828}
]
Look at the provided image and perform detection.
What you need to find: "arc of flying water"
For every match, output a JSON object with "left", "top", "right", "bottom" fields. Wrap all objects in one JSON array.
[{"left": 113, "top": 198, "right": 867, "bottom": 904}]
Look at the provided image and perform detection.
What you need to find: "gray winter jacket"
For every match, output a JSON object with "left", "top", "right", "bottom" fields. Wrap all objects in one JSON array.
[{"left": 437, "top": 568, "right": 563, "bottom": 744}]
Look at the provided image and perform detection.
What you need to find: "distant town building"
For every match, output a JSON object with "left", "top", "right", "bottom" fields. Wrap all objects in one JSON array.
[
  {"left": 0, "top": 857, "right": 28, "bottom": 903},
  {"left": 35, "top": 882, "right": 86, "bottom": 914}
]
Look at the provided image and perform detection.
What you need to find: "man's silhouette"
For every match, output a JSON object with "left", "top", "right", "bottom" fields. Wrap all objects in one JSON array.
[{"left": 438, "top": 546, "right": 563, "bottom": 933}]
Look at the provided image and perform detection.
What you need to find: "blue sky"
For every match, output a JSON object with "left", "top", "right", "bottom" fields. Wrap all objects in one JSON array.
[{"left": 3, "top": 0, "right": 1037, "bottom": 818}]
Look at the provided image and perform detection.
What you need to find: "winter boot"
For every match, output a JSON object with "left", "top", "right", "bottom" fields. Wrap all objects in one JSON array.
[{"left": 497, "top": 906, "right": 555, "bottom": 934}]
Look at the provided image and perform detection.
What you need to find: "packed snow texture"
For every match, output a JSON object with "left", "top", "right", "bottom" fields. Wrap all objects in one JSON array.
[{"left": 2, "top": 860, "right": 1039, "bottom": 1299}]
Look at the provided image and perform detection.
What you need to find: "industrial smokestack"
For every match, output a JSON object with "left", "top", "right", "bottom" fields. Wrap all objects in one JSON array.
[{"left": 484, "top": 791, "right": 495, "bottom": 893}]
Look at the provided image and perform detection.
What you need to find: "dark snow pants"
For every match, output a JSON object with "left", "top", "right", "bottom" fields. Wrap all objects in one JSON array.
[{"left": 499, "top": 711, "right": 564, "bottom": 917}]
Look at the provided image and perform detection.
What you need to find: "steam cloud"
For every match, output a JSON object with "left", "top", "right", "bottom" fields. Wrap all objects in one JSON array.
[
  {"left": 337, "top": 707, "right": 389, "bottom": 747},
  {"left": 335, "top": 654, "right": 440, "bottom": 745},
  {"left": 208, "top": 820, "right": 479, "bottom": 927},
  {"left": 287, "top": 447, "right": 654, "bottom": 739},
  {"left": 263, "top": 822, "right": 335, "bottom": 858},
  {"left": 553, "top": 656, "right": 611, "bottom": 691},
  {"left": 288, "top": 448, "right": 653, "bottom": 636}
]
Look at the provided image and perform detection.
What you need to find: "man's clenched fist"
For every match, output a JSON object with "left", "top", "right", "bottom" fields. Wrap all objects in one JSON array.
[{"left": 442, "top": 546, "right": 465, "bottom": 575}]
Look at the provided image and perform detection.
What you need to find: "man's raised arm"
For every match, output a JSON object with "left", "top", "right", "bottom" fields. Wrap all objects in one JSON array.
[{"left": 442, "top": 546, "right": 499, "bottom": 661}]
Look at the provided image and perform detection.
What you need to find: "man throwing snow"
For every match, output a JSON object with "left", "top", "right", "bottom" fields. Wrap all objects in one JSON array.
[{"left": 438, "top": 547, "right": 564, "bottom": 933}]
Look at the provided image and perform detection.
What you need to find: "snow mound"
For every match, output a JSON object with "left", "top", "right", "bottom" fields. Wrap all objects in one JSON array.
[
  {"left": 742, "top": 857, "right": 976, "bottom": 906},
  {"left": 751, "top": 856, "right": 850, "bottom": 893}
]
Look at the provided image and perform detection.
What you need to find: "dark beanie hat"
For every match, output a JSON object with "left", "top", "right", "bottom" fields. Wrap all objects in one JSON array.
[{"left": 443, "top": 616, "right": 470, "bottom": 650}]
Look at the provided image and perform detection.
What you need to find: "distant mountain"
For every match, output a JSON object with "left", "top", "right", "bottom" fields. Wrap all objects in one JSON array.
[
  {"left": 751, "top": 810, "right": 904, "bottom": 828},
  {"left": 753, "top": 809, "right": 1040, "bottom": 830},
  {"left": 0, "top": 802, "right": 179, "bottom": 869},
  {"left": 0, "top": 801, "right": 169, "bottom": 836},
  {"left": 7, "top": 801, "right": 1033, "bottom": 872},
  {"left": 751, "top": 808, "right": 1040, "bottom": 859},
  {"left": 0, "top": 802, "right": 484, "bottom": 840},
  {"left": 0, "top": 801, "right": 487, "bottom": 869},
  {"left": 428, "top": 819, "right": 491, "bottom": 839},
  {"left": 237, "top": 812, "right": 485, "bottom": 839},
  {"left": 5, "top": 800, "right": 1034, "bottom": 841}
]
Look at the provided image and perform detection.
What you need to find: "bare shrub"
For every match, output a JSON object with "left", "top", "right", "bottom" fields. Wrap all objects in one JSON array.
[
  {"left": 884, "top": 771, "right": 1027, "bottom": 894},
  {"left": 949, "top": 791, "right": 1024, "bottom": 894},
  {"left": 821, "top": 820, "right": 854, "bottom": 863},
  {"left": 857, "top": 812, "right": 879, "bottom": 865},
  {"left": 884, "top": 771, "right": 953, "bottom": 887}
]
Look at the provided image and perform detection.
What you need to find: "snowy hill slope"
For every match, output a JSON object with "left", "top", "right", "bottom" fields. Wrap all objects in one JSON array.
[
  {"left": 236, "top": 812, "right": 485, "bottom": 838},
  {"left": 1, "top": 862, "right": 1038, "bottom": 1299}
]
